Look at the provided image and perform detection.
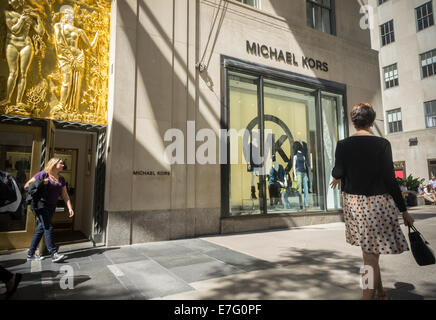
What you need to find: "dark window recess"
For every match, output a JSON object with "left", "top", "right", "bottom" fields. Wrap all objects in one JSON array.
[
  {"left": 424, "top": 100, "right": 436, "bottom": 128},
  {"left": 383, "top": 63, "right": 399, "bottom": 89},
  {"left": 416, "top": 1, "right": 434, "bottom": 31},
  {"left": 306, "top": 0, "right": 335, "bottom": 35},
  {"left": 387, "top": 109, "right": 403, "bottom": 133},
  {"left": 378, "top": 0, "right": 388, "bottom": 5},
  {"left": 380, "top": 20, "right": 395, "bottom": 46},
  {"left": 421, "top": 49, "right": 436, "bottom": 78}
]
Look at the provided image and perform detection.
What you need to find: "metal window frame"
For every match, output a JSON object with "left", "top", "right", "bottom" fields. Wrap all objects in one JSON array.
[
  {"left": 420, "top": 48, "right": 436, "bottom": 78},
  {"left": 427, "top": 158, "right": 436, "bottom": 179},
  {"left": 424, "top": 100, "right": 436, "bottom": 128},
  {"left": 386, "top": 108, "right": 403, "bottom": 133},
  {"left": 220, "top": 55, "right": 348, "bottom": 218},
  {"left": 380, "top": 19, "right": 395, "bottom": 47},
  {"left": 306, "top": 0, "right": 336, "bottom": 36},
  {"left": 416, "top": 1, "right": 434, "bottom": 31},
  {"left": 383, "top": 63, "right": 399, "bottom": 89}
]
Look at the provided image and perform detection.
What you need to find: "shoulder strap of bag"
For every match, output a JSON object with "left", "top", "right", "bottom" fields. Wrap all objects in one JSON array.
[{"left": 409, "top": 225, "right": 430, "bottom": 244}]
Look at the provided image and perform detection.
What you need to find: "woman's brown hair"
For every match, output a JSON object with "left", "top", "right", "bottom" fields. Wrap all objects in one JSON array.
[{"left": 350, "top": 102, "right": 376, "bottom": 129}]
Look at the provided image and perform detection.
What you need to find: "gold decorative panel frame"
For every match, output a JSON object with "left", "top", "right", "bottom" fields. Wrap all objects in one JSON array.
[{"left": 0, "top": 0, "right": 111, "bottom": 124}]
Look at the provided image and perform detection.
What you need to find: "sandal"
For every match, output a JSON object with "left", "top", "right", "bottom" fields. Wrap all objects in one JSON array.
[{"left": 5, "top": 273, "right": 22, "bottom": 300}]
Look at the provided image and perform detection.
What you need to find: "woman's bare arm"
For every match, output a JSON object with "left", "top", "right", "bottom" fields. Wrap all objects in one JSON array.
[{"left": 61, "top": 186, "right": 74, "bottom": 217}]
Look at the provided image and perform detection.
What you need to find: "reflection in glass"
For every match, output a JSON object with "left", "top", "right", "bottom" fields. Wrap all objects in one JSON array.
[
  {"left": 229, "top": 72, "right": 262, "bottom": 216},
  {"left": 263, "top": 79, "right": 321, "bottom": 213},
  {"left": 0, "top": 131, "right": 33, "bottom": 232}
]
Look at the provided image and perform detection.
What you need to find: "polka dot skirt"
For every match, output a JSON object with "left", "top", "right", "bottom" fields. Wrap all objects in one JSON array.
[{"left": 343, "top": 193, "right": 409, "bottom": 255}]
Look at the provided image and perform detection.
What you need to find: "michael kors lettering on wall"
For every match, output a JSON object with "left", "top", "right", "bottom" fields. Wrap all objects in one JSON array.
[{"left": 246, "top": 40, "right": 329, "bottom": 72}]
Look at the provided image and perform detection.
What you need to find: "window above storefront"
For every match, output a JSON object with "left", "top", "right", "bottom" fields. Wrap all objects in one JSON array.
[{"left": 306, "top": 0, "right": 336, "bottom": 35}]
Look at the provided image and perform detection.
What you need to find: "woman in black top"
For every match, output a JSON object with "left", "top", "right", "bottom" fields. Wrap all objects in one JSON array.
[{"left": 331, "top": 103, "right": 414, "bottom": 300}]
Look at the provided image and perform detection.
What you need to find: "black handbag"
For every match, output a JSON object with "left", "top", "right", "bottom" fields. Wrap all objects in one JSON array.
[{"left": 408, "top": 225, "right": 436, "bottom": 266}]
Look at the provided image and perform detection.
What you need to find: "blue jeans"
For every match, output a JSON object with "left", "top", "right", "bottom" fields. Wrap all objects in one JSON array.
[
  {"left": 296, "top": 172, "right": 309, "bottom": 207},
  {"left": 28, "top": 206, "right": 57, "bottom": 256},
  {"left": 281, "top": 188, "right": 293, "bottom": 209}
]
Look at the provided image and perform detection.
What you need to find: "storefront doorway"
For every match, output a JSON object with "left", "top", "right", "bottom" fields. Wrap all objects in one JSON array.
[
  {"left": 52, "top": 130, "right": 97, "bottom": 245},
  {"left": 0, "top": 117, "right": 106, "bottom": 250}
]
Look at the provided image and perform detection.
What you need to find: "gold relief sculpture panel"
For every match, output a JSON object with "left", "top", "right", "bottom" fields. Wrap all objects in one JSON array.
[{"left": 0, "top": 0, "right": 111, "bottom": 124}]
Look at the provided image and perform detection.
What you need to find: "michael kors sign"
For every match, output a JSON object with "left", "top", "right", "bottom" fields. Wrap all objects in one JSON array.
[{"left": 246, "top": 41, "right": 329, "bottom": 72}]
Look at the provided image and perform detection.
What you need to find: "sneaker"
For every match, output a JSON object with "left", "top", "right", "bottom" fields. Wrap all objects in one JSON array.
[
  {"left": 51, "top": 252, "right": 65, "bottom": 263},
  {"left": 27, "top": 254, "right": 44, "bottom": 261}
]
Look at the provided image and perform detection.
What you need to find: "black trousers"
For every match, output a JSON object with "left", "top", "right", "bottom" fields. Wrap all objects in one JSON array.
[{"left": 0, "top": 265, "right": 13, "bottom": 284}]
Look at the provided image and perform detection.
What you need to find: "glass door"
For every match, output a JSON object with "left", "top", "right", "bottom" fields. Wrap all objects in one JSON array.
[
  {"left": 263, "top": 79, "right": 321, "bottom": 213},
  {"left": 0, "top": 124, "right": 42, "bottom": 250},
  {"left": 228, "top": 72, "right": 265, "bottom": 216},
  {"left": 52, "top": 148, "right": 77, "bottom": 230}
]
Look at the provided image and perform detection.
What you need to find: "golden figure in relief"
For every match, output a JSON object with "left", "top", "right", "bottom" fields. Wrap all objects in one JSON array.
[
  {"left": 53, "top": 5, "right": 98, "bottom": 116},
  {"left": 0, "top": 0, "right": 111, "bottom": 124},
  {"left": 0, "top": 0, "right": 44, "bottom": 113}
]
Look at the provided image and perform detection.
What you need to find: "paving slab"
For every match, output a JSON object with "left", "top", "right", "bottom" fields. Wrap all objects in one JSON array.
[
  {"left": 115, "top": 259, "right": 195, "bottom": 299},
  {"left": 131, "top": 242, "right": 196, "bottom": 258},
  {"left": 168, "top": 260, "right": 244, "bottom": 284}
]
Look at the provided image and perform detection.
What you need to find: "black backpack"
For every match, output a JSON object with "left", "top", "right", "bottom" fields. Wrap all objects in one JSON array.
[{"left": 0, "top": 170, "right": 18, "bottom": 208}]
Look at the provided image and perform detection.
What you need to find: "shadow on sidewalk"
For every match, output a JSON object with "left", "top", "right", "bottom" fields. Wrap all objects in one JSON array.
[
  {"left": 180, "top": 247, "right": 364, "bottom": 299},
  {"left": 63, "top": 247, "right": 119, "bottom": 259},
  {"left": 0, "top": 258, "right": 26, "bottom": 268},
  {"left": 386, "top": 282, "right": 424, "bottom": 300}
]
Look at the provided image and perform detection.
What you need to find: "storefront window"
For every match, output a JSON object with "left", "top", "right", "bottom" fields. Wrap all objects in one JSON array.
[
  {"left": 225, "top": 66, "right": 346, "bottom": 216},
  {"left": 263, "top": 79, "right": 321, "bottom": 212},
  {"left": 322, "top": 92, "right": 345, "bottom": 210},
  {"left": 229, "top": 72, "right": 262, "bottom": 216}
]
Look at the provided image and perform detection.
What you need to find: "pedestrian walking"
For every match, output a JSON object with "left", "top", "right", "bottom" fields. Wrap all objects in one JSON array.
[
  {"left": 330, "top": 102, "right": 414, "bottom": 300},
  {"left": 1, "top": 170, "right": 23, "bottom": 299},
  {"left": 24, "top": 158, "right": 74, "bottom": 263}
]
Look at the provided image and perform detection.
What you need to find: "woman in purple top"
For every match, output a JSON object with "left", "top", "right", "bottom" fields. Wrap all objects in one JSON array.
[{"left": 24, "top": 158, "right": 74, "bottom": 262}]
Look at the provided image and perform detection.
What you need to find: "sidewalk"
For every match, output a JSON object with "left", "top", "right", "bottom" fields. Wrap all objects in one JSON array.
[{"left": 1, "top": 206, "right": 436, "bottom": 300}]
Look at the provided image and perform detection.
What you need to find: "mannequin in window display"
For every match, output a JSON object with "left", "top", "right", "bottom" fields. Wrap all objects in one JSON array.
[
  {"left": 293, "top": 141, "right": 311, "bottom": 210},
  {"left": 268, "top": 155, "right": 285, "bottom": 207},
  {"left": 243, "top": 131, "right": 262, "bottom": 200}
]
